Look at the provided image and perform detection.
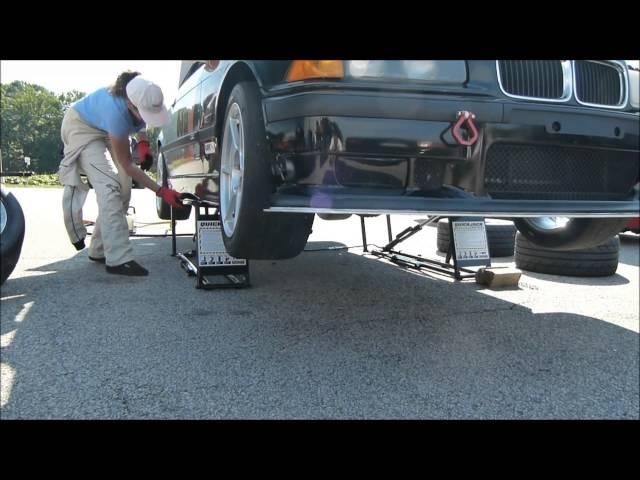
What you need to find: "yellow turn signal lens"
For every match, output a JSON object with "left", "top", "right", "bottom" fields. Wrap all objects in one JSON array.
[{"left": 286, "top": 60, "right": 344, "bottom": 82}]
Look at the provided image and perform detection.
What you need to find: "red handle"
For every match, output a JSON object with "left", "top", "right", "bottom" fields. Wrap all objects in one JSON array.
[{"left": 452, "top": 111, "right": 479, "bottom": 146}]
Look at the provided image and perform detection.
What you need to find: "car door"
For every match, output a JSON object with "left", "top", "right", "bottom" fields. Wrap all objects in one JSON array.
[{"left": 161, "top": 61, "right": 205, "bottom": 193}]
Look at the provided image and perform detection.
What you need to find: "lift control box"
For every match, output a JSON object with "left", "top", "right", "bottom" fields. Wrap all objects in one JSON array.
[
  {"left": 172, "top": 197, "right": 250, "bottom": 289},
  {"left": 450, "top": 218, "right": 491, "bottom": 268}
]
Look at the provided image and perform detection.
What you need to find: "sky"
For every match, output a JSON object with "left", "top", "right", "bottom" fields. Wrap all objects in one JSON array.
[{"left": 1, "top": 60, "right": 183, "bottom": 104}]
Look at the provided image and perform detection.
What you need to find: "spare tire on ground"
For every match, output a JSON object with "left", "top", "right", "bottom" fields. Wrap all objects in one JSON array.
[
  {"left": 437, "top": 218, "right": 516, "bottom": 257},
  {"left": 1, "top": 190, "right": 26, "bottom": 285},
  {"left": 514, "top": 232, "right": 619, "bottom": 277}
]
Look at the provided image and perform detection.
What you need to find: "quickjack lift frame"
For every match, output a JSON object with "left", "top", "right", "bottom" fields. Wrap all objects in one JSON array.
[
  {"left": 359, "top": 111, "right": 490, "bottom": 280},
  {"left": 170, "top": 195, "right": 250, "bottom": 289},
  {"left": 361, "top": 215, "right": 484, "bottom": 281}
]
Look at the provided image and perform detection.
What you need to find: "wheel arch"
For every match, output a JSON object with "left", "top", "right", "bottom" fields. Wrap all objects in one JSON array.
[{"left": 214, "top": 62, "right": 263, "bottom": 145}]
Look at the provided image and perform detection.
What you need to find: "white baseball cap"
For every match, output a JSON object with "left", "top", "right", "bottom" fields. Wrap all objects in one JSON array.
[{"left": 125, "top": 76, "right": 169, "bottom": 128}]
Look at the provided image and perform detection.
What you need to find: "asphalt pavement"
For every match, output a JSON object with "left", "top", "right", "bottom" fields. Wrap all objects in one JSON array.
[{"left": 1, "top": 187, "right": 638, "bottom": 419}]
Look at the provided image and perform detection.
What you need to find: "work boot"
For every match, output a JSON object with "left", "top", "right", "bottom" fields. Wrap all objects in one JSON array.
[{"left": 106, "top": 260, "right": 149, "bottom": 276}]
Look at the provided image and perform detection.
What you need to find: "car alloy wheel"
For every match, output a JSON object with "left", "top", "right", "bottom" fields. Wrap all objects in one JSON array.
[
  {"left": 513, "top": 216, "right": 628, "bottom": 251},
  {"left": 526, "top": 216, "right": 570, "bottom": 232},
  {"left": 220, "top": 102, "right": 245, "bottom": 237}
]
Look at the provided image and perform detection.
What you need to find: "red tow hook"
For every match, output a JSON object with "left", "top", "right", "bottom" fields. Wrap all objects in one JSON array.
[{"left": 451, "top": 111, "right": 479, "bottom": 146}]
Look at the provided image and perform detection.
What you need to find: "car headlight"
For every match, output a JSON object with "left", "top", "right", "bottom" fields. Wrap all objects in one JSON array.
[
  {"left": 285, "top": 60, "right": 467, "bottom": 84},
  {"left": 346, "top": 60, "right": 467, "bottom": 84}
]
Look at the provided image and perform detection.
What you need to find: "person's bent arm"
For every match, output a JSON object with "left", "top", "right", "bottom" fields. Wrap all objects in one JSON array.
[
  {"left": 110, "top": 135, "right": 184, "bottom": 209},
  {"left": 110, "top": 135, "right": 159, "bottom": 192}
]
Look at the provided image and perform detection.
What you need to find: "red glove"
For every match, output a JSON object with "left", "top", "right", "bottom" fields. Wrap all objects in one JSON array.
[
  {"left": 156, "top": 187, "right": 185, "bottom": 209},
  {"left": 135, "top": 141, "right": 153, "bottom": 171}
]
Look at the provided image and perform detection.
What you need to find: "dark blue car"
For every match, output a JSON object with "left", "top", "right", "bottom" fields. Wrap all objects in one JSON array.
[{"left": 156, "top": 60, "right": 639, "bottom": 259}]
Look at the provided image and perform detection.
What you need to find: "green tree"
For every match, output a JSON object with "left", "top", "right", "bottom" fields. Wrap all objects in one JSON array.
[
  {"left": 1, "top": 81, "right": 85, "bottom": 174},
  {"left": 58, "top": 90, "right": 85, "bottom": 111}
]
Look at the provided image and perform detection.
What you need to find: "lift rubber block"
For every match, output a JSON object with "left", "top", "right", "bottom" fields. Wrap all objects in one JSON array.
[{"left": 475, "top": 267, "right": 522, "bottom": 288}]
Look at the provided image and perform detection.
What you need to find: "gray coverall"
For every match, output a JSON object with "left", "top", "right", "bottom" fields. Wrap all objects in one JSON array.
[{"left": 58, "top": 107, "right": 134, "bottom": 267}]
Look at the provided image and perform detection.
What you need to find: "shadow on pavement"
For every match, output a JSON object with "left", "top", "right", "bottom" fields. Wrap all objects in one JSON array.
[{"left": 1, "top": 237, "right": 638, "bottom": 419}]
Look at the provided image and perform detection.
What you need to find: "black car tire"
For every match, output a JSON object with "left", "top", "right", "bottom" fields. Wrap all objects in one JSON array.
[
  {"left": 514, "top": 232, "right": 619, "bottom": 277},
  {"left": 1, "top": 190, "right": 26, "bottom": 285},
  {"left": 513, "top": 217, "right": 629, "bottom": 251},
  {"left": 220, "top": 81, "right": 313, "bottom": 259},
  {"left": 156, "top": 153, "right": 191, "bottom": 221},
  {"left": 437, "top": 218, "right": 516, "bottom": 257}
]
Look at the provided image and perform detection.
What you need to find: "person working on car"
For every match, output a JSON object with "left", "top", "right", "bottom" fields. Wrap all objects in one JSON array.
[{"left": 58, "top": 71, "right": 183, "bottom": 276}]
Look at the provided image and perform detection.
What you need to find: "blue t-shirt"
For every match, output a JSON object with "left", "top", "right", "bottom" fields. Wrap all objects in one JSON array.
[{"left": 73, "top": 87, "right": 145, "bottom": 139}]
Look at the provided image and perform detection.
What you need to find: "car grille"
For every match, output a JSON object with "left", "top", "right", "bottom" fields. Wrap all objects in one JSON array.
[
  {"left": 574, "top": 61, "right": 624, "bottom": 107},
  {"left": 484, "top": 143, "right": 639, "bottom": 200},
  {"left": 497, "top": 60, "right": 566, "bottom": 100}
]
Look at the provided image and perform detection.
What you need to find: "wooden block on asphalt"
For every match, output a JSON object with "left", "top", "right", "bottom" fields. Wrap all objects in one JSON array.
[{"left": 475, "top": 267, "right": 522, "bottom": 288}]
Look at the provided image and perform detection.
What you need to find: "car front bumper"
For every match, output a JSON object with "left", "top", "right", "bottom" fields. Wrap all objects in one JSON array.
[{"left": 262, "top": 89, "right": 640, "bottom": 217}]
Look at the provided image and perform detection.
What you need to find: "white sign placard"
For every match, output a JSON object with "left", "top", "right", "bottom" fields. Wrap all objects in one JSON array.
[
  {"left": 197, "top": 220, "right": 247, "bottom": 267},
  {"left": 452, "top": 220, "right": 491, "bottom": 266}
]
